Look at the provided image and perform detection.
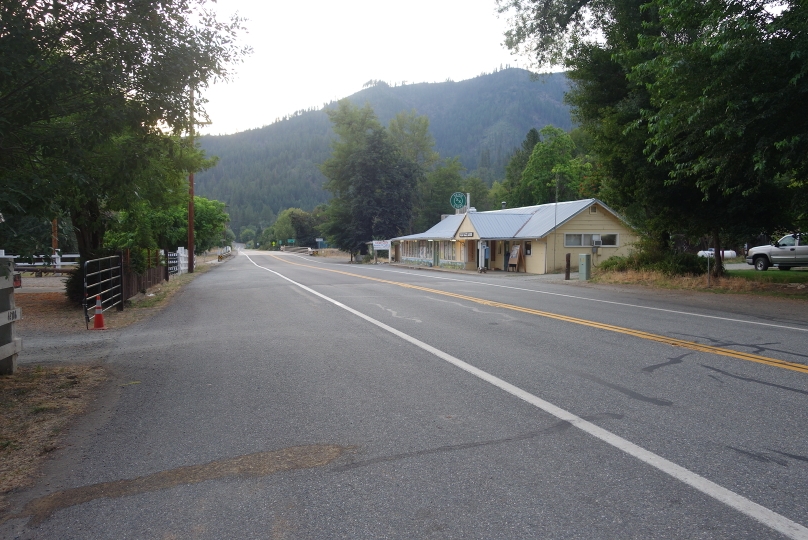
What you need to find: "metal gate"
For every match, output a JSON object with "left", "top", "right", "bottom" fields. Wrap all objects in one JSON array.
[{"left": 83, "top": 255, "right": 123, "bottom": 329}]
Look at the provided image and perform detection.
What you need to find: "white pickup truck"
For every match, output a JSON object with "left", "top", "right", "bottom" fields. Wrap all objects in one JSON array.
[{"left": 746, "top": 234, "right": 808, "bottom": 271}]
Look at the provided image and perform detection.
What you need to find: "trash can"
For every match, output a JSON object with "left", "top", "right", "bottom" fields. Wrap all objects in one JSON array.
[{"left": 579, "top": 254, "right": 591, "bottom": 281}]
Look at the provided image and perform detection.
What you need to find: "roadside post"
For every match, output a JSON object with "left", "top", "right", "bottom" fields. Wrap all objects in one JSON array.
[
  {"left": 579, "top": 253, "right": 591, "bottom": 281},
  {"left": 0, "top": 256, "right": 22, "bottom": 375},
  {"left": 565, "top": 253, "right": 571, "bottom": 280}
]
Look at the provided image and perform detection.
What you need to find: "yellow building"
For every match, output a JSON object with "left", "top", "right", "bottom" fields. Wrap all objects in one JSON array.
[{"left": 391, "top": 199, "right": 638, "bottom": 274}]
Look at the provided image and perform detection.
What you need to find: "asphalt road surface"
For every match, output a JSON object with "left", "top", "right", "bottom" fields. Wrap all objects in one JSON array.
[{"left": 4, "top": 250, "right": 808, "bottom": 539}]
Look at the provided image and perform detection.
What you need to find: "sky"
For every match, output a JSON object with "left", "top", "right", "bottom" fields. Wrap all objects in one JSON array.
[{"left": 198, "top": 0, "right": 526, "bottom": 135}]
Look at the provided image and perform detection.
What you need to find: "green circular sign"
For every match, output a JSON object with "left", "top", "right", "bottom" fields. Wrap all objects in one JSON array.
[{"left": 450, "top": 192, "right": 466, "bottom": 209}]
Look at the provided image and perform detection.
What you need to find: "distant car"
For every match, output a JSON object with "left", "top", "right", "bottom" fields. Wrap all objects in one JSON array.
[
  {"left": 746, "top": 234, "right": 808, "bottom": 271},
  {"left": 697, "top": 248, "right": 737, "bottom": 259}
]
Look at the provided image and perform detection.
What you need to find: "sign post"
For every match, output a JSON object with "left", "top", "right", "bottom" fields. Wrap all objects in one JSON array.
[{"left": 372, "top": 240, "right": 391, "bottom": 264}]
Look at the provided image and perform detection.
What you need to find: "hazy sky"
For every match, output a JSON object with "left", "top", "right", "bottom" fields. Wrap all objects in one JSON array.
[{"left": 198, "top": 0, "right": 524, "bottom": 135}]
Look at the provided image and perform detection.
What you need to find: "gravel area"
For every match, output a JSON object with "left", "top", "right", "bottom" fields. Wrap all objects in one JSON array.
[{"left": 13, "top": 275, "right": 68, "bottom": 294}]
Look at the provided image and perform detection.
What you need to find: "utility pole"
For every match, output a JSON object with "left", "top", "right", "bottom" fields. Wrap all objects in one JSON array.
[
  {"left": 553, "top": 173, "right": 559, "bottom": 272},
  {"left": 187, "top": 86, "right": 196, "bottom": 273},
  {"left": 51, "top": 219, "right": 58, "bottom": 256}
]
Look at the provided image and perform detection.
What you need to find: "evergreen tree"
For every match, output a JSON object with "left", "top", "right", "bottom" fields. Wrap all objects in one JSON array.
[{"left": 321, "top": 101, "right": 422, "bottom": 253}]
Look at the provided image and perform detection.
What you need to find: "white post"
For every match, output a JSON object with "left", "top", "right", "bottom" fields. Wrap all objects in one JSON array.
[{"left": 0, "top": 257, "right": 22, "bottom": 375}]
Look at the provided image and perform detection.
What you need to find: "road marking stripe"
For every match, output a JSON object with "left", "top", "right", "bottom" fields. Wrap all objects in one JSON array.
[
  {"left": 277, "top": 252, "right": 808, "bottom": 333},
  {"left": 245, "top": 253, "right": 808, "bottom": 540},
  {"left": 268, "top": 254, "right": 808, "bottom": 374}
]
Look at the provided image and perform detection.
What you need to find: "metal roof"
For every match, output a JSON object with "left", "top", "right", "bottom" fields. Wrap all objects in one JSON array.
[
  {"left": 392, "top": 199, "right": 625, "bottom": 241},
  {"left": 467, "top": 213, "right": 532, "bottom": 239},
  {"left": 515, "top": 199, "right": 597, "bottom": 238},
  {"left": 393, "top": 213, "right": 465, "bottom": 241}
]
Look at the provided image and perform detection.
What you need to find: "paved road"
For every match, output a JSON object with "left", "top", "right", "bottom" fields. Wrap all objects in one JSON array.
[{"left": 3, "top": 251, "right": 808, "bottom": 539}]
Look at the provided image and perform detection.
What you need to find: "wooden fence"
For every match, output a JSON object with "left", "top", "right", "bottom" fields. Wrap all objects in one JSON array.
[{"left": 121, "top": 249, "right": 166, "bottom": 300}]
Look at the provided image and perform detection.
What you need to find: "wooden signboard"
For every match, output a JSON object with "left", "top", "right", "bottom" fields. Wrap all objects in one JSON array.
[{"left": 508, "top": 244, "right": 524, "bottom": 272}]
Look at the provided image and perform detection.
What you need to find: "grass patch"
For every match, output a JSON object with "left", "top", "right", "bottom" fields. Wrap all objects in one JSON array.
[
  {"left": 726, "top": 268, "right": 808, "bottom": 283},
  {"left": 127, "top": 263, "right": 212, "bottom": 309},
  {"left": 593, "top": 268, "right": 808, "bottom": 298},
  {"left": 30, "top": 403, "right": 59, "bottom": 415},
  {"left": 0, "top": 365, "right": 107, "bottom": 512}
]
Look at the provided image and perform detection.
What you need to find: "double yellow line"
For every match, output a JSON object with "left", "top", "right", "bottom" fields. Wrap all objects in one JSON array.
[{"left": 270, "top": 254, "right": 808, "bottom": 375}]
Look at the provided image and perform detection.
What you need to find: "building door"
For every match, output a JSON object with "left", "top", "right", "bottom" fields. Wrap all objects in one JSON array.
[{"left": 433, "top": 244, "right": 440, "bottom": 267}]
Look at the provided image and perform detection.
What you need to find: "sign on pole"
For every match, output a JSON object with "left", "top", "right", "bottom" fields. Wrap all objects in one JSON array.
[
  {"left": 372, "top": 240, "right": 391, "bottom": 250},
  {"left": 450, "top": 192, "right": 467, "bottom": 210}
]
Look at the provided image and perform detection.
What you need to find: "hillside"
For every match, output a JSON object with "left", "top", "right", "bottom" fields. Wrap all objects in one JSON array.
[{"left": 196, "top": 68, "right": 572, "bottom": 232}]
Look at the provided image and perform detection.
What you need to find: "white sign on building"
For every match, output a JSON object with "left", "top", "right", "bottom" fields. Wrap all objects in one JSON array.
[{"left": 372, "top": 240, "right": 391, "bottom": 250}]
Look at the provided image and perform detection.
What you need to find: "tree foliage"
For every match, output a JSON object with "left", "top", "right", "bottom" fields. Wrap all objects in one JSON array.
[
  {"left": 414, "top": 159, "right": 465, "bottom": 232},
  {"left": 257, "top": 207, "right": 326, "bottom": 249},
  {"left": 501, "top": 126, "right": 596, "bottom": 207},
  {"left": 105, "top": 196, "right": 229, "bottom": 255},
  {"left": 0, "top": 0, "right": 248, "bottom": 260},
  {"left": 635, "top": 0, "right": 807, "bottom": 229},
  {"left": 497, "top": 0, "right": 804, "bottom": 274},
  {"left": 320, "top": 101, "right": 423, "bottom": 253}
]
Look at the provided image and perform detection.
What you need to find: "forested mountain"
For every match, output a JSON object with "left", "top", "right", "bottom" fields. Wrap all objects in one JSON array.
[{"left": 196, "top": 68, "right": 571, "bottom": 232}]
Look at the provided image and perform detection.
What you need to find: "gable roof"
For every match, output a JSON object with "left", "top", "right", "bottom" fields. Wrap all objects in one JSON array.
[
  {"left": 467, "top": 213, "right": 532, "bottom": 239},
  {"left": 393, "top": 213, "right": 465, "bottom": 241},
  {"left": 514, "top": 199, "right": 598, "bottom": 239},
  {"left": 392, "top": 199, "right": 626, "bottom": 241}
]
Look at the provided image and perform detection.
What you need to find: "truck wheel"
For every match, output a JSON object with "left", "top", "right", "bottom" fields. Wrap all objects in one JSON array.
[
  {"left": 778, "top": 266, "right": 792, "bottom": 271},
  {"left": 754, "top": 257, "right": 769, "bottom": 271}
]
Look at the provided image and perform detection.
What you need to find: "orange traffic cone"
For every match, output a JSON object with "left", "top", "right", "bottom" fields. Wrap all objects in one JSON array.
[{"left": 92, "top": 295, "right": 106, "bottom": 330}]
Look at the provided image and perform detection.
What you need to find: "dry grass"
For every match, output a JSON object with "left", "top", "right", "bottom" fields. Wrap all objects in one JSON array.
[
  {"left": 593, "top": 268, "right": 808, "bottom": 297},
  {"left": 15, "top": 293, "right": 85, "bottom": 334},
  {"left": 313, "top": 248, "right": 350, "bottom": 259},
  {"left": 0, "top": 364, "right": 107, "bottom": 512}
]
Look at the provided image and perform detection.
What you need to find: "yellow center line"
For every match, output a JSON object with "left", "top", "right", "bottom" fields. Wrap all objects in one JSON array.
[{"left": 268, "top": 254, "right": 808, "bottom": 375}]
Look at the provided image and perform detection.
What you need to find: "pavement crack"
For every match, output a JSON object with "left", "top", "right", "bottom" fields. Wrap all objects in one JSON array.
[
  {"left": 700, "top": 365, "right": 808, "bottom": 396},
  {"left": 3, "top": 444, "right": 349, "bottom": 527},
  {"left": 333, "top": 414, "right": 622, "bottom": 473},
  {"left": 766, "top": 449, "right": 808, "bottom": 464},
  {"left": 673, "top": 333, "right": 807, "bottom": 361},
  {"left": 424, "top": 297, "right": 517, "bottom": 321},
  {"left": 726, "top": 446, "right": 789, "bottom": 467},
  {"left": 372, "top": 303, "right": 421, "bottom": 323},
  {"left": 563, "top": 369, "right": 673, "bottom": 406}
]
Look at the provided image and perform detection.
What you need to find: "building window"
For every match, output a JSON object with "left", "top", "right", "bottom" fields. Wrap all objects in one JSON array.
[
  {"left": 565, "top": 233, "right": 618, "bottom": 247},
  {"left": 525, "top": 241, "right": 532, "bottom": 256},
  {"left": 442, "top": 241, "right": 454, "bottom": 260}
]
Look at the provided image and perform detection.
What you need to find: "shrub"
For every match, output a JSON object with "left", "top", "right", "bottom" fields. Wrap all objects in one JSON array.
[{"left": 600, "top": 252, "right": 708, "bottom": 276}]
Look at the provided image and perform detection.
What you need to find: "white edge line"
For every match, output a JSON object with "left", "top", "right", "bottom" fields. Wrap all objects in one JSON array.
[{"left": 245, "top": 254, "right": 808, "bottom": 540}]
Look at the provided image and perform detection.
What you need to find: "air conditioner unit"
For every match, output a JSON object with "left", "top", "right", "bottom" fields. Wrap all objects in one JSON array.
[{"left": 593, "top": 240, "right": 603, "bottom": 246}]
